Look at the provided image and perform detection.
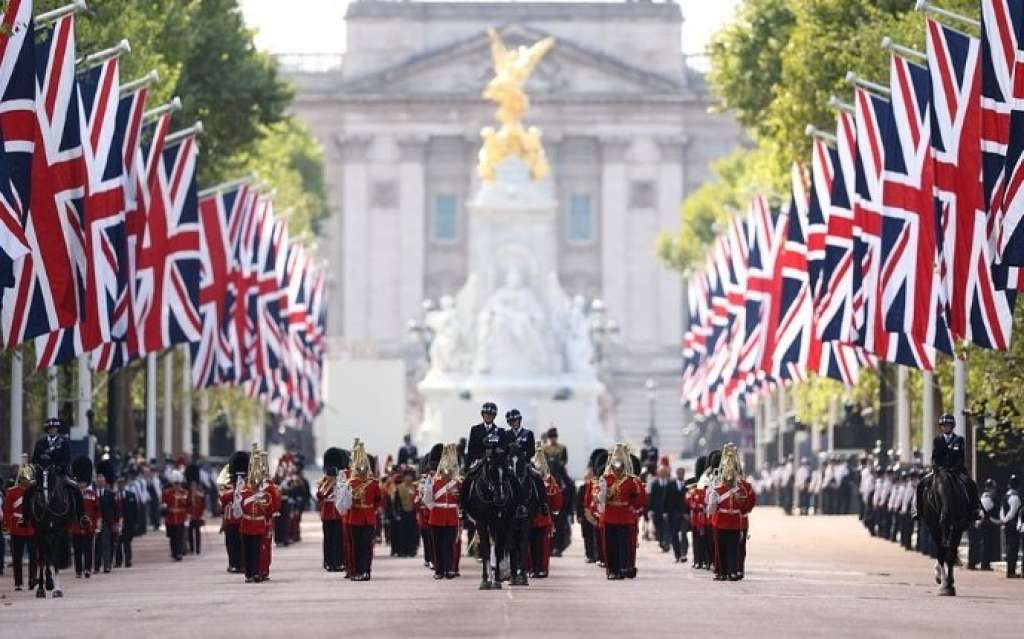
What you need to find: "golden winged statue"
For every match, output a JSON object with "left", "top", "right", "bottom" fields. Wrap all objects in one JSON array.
[{"left": 477, "top": 28, "right": 555, "bottom": 183}]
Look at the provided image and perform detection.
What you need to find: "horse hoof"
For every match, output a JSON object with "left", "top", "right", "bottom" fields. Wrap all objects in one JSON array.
[
  {"left": 492, "top": 581, "right": 502, "bottom": 590},
  {"left": 938, "top": 587, "right": 955, "bottom": 596},
  {"left": 479, "top": 581, "right": 491, "bottom": 590},
  {"left": 35, "top": 590, "right": 45, "bottom": 599},
  {"left": 53, "top": 590, "right": 63, "bottom": 598}
]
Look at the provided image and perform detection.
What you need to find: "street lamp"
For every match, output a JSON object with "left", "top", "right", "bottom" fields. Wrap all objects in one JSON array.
[
  {"left": 645, "top": 377, "right": 659, "bottom": 447},
  {"left": 408, "top": 298, "right": 436, "bottom": 364}
]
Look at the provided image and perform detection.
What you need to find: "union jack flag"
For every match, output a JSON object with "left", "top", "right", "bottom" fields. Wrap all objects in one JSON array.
[
  {"left": 0, "top": 0, "right": 31, "bottom": 283},
  {"left": 928, "top": 18, "right": 1015, "bottom": 350},
  {"left": 880, "top": 54, "right": 953, "bottom": 356},
  {"left": 852, "top": 87, "right": 934, "bottom": 369},
  {"left": 982, "top": 0, "right": 1024, "bottom": 265},
  {"left": 191, "top": 184, "right": 251, "bottom": 389},
  {"left": 134, "top": 116, "right": 201, "bottom": 355},
  {"left": 35, "top": 57, "right": 128, "bottom": 368},
  {"left": 766, "top": 188, "right": 811, "bottom": 382},
  {"left": 2, "top": 13, "right": 86, "bottom": 349}
]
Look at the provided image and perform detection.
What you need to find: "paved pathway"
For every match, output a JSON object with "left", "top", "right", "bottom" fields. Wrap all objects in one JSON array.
[{"left": 1, "top": 509, "right": 1019, "bottom": 638}]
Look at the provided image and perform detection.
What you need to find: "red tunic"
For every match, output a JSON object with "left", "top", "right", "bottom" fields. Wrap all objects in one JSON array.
[
  {"left": 189, "top": 487, "right": 206, "bottom": 523},
  {"left": 600, "top": 473, "right": 644, "bottom": 526},
  {"left": 219, "top": 484, "right": 243, "bottom": 525},
  {"left": 239, "top": 483, "right": 280, "bottom": 536},
  {"left": 427, "top": 476, "right": 461, "bottom": 527},
  {"left": 2, "top": 486, "right": 35, "bottom": 537},
  {"left": 687, "top": 486, "right": 707, "bottom": 529},
  {"left": 316, "top": 477, "right": 343, "bottom": 521},
  {"left": 533, "top": 475, "right": 563, "bottom": 528},
  {"left": 739, "top": 480, "right": 756, "bottom": 530},
  {"left": 71, "top": 487, "right": 99, "bottom": 535},
  {"left": 162, "top": 487, "right": 190, "bottom": 526},
  {"left": 710, "top": 482, "right": 755, "bottom": 530},
  {"left": 344, "top": 476, "right": 382, "bottom": 527}
]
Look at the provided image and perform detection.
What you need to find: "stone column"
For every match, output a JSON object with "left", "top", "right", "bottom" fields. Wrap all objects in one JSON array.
[
  {"left": 181, "top": 345, "right": 193, "bottom": 455},
  {"left": 921, "top": 370, "right": 935, "bottom": 464},
  {"left": 146, "top": 353, "right": 157, "bottom": 461},
  {"left": 336, "top": 134, "right": 372, "bottom": 343},
  {"left": 896, "top": 365, "right": 911, "bottom": 459},
  {"left": 198, "top": 391, "right": 210, "bottom": 458},
  {"left": 655, "top": 137, "right": 687, "bottom": 349},
  {"left": 397, "top": 135, "right": 427, "bottom": 328},
  {"left": 72, "top": 355, "right": 91, "bottom": 441},
  {"left": 599, "top": 137, "right": 630, "bottom": 339},
  {"left": 163, "top": 353, "right": 173, "bottom": 456},
  {"left": 9, "top": 350, "right": 23, "bottom": 464},
  {"left": 45, "top": 367, "right": 58, "bottom": 418}
]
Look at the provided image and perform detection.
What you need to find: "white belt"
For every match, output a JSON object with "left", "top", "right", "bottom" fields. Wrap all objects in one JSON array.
[
  {"left": 432, "top": 504, "right": 458, "bottom": 509},
  {"left": 719, "top": 508, "right": 741, "bottom": 514}
]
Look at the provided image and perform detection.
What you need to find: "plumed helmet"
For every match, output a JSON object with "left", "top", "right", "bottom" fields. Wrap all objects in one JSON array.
[
  {"left": 707, "top": 449, "right": 723, "bottom": 471},
  {"left": 608, "top": 443, "right": 630, "bottom": 474},
  {"left": 72, "top": 456, "right": 94, "bottom": 483},
  {"left": 505, "top": 408, "right": 522, "bottom": 423},
  {"left": 436, "top": 443, "right": 460, "bottom": 477},
  {"left": 323, "top": 447, "right": 346, "bottom": 474},
  {"left": 184, "top": 463, "right": 200, "bottom": 484},
  {"left": 481, "top": 401, "right": 498, "bottom": 415},
  {"left": 938, "top": 413, "right": 955, "bottom": 426},
  {"left": 228, "top": 450, "right": 251, "bottom": 477},
  {"left": 427, "top": 443, "right": 444, "bottom": 472},
  {"left": 531, "top": 442, "right": 549, "bottom": 475}
]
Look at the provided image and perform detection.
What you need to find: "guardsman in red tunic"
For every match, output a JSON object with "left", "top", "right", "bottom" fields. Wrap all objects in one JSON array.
[
  {"left": 217, "top": 451, "right": 249, "bottom": 573},
  {"left": 599, "top": 444, "right": 645, "bottom": 580},
  {"left": 707, "top": 444, "right": 755, "bottom": 581},
  {"left": 427, "top": 443, "right": 461, "bottom": 580},
  {"left": 70, "top": 457, "right": 98, "bottom": 578},
  {"left": 239, "top": 445, "right": 279, "bottom": 583},
  {"left": 527, "top": 444, "right": 563, "bottom": 578},
  {"left": 415, "top": 469, "right": 434, "bottom": 570},
  {"left": 3, "top": 459, "right": 37, "bottom": 590},
  {"left": 687, "top": 455, "right": 709, "bottom": 570},
  {"left": 345, "top": 440, "right": 382, "bottom": 581},
  {"left": 737, "top": 474, "right": 756, "bottom": 579},
  {"left": 259, "top": 477, "right": 282, "bottom": 579},
  {"left": 185, "top": 465, "right": 206, "bottom": 555},
  {"left": 162, "top": 470, "right": 189, "bottom": 561},
  {"left": 317, "top": 447, "right": 347, "bottom": 572}
]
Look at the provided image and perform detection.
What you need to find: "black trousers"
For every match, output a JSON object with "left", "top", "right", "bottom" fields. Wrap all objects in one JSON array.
[
  {"left": 668, "top": 514, "right": 688, "bottom": 560},
  {"left": 395, "top": 512, "right": 418, "bottom": 556},
  {"left": 350, "top": 524, "right": 374, "bottom": 577},
  {"left": 1004, "top": 527, "right": 1021, "bottom": 576},
  {"left": 420, "top": 525, "right": 433, "bottom": 565},
  {"left": 224, "top": 524, "right": 243, "bottom": 571},
  {"left": 581, "top": 518, "right": 596, "bottom": 561},
  {"left": 166, "top": 524, "right": 185, "bottom": 559},
  {"left": 604, "top": 524, "right": 631, "bottom": 576},
  {"left": 691, "top": 527, "right": 706, "bottom": 566},
  {"left": 93, "top": 528, "right": 113, "bottom": 572},
  {"left": 188, "top": 521, "right": 202, "bottom": 555},
  {"left": 715, "top": 529, "right": 741, "bottom": 577},
  {"left": 322, "top": 520, "right": 342, "bottom": 569},
  {"left": 72, "top": 534, "right": 93, "bottom": 575},
  {"left": 116, "top": 533, "right": 133, "bottom": 566},
  {"left": 242, "top": 533, "right": 262, "bottom": 579},
  {"left": 431, "top": 525, "right": 456, "bottom": 576},
  {"left": 11, "top": 536, "right": 36, "bottom": 587}
]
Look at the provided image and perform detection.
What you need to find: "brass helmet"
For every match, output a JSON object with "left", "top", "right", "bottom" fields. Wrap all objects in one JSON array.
[
  {"left": 351, "top": 439, "right": 372, "bottom": 478},
  {"left": 436, "top": 442, "right": 459, "bottom": 478},
  {"left": 720, "top": 442, "right": 743, "bottom": 486},
  {"left": 608, "top": 443, "right": 631, "bottom": 475},
  {"left": 531, "top": 442, "right": 549, "bottom": 476},
  {"left": 247, "top": 442, "right": 269, "bottom": 486},
  {"left": 16, "top": 453, "right": 34, "bottom": 485}
]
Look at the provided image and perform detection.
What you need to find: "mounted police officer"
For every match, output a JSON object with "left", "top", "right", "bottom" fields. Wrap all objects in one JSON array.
[
  {"left": 915, "top": 413, "right": 980, "bottom": 520},
  {"left": 32, "top": 417, "right": 71, "bottom": 477},
  {"left": 466, "top": 402, "right": 505, "bottom": 471},
  {"left": 504, "top": 409, "right": 535, "bottom": 477}
]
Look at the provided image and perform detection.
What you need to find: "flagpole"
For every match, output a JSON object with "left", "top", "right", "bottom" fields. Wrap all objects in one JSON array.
[
  {"left": 146, "top": 352, "right": 157, "bottom": 461},
  {"left": 143, "top": 97, "right": 182, "bottom": 124},
  {"left": 9, "top": 350, "right": 23, "bottom": 464},
  {"left": 896, "top": 365, "right": 910, "bottom": 460},
  {"left": 921, "top": 370, "right": 935, "bottom": 464},
  {"left": 120, "top": 70, "right": 159, "bottom": 96},
  {"left": 880, "top": 37, "right": 927, "bottom": 62},
  {"left": 163, "top": 351, "right": 173, "bottom": 456},
  {"left": 73, "top": 354, "right": 91, "bottom": 444},
  {"left": 953, "top": 348, "right": 967, "bottom": 439},
  {"left": 46, "top": 367, "right": 58, "bottom": 419},
  {"left": 181, "top": 345, "right": 193, "bottom": 455},
  {"left": 76, "top": 39, "right": 130, "bottom": 71},
  {"left": 198, "top": 391, "right": 210, "bottom": 458},
  {"left": 164, "top": 121, "right": 204, "bottom": 146},
  {"left": 828, "top": 95, "right": 854, "bottom": 114},
  {"left": 844, "top": 71, "right": 891, "bottom": 97},
  {"left": 915, "top": 0, "right": 980, "bottom": 30},
  {"left": 197, "top": 173, "right": 256, "bottom": 199},
  {"left": 35, "top": 0, "right": 87, "bottom": 28},
  {"left": 805, "top": 124, "right": 837, "bottom": 145}
]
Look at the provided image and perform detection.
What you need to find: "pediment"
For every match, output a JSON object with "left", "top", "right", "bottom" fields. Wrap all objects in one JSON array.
[{"left": 336, "top": 24, "right": 685, "bottom": 98}]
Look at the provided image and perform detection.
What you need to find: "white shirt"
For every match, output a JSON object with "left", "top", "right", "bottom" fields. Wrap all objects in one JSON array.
[{"left": 1000, "top": 491, "right": 1020, "bottom": 524}]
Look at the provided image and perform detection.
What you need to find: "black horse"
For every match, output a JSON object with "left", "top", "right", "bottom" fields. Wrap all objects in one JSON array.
[
  {"left": 462, "top": 447, "right": 519, "bottom": 590},
  {"left": 920, "top": 468, "right": 973, "bottom": 596},
  {"left": 506, "top": 462, "right": 546, "bottom": 586},
  {"left": 24, "top": 465, "right": 83, "bottom": 598}
]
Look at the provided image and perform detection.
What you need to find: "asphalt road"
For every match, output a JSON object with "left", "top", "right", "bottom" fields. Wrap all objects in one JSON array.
[{"left": 1, "top": 509, "right": 1019, "bottom": 638}]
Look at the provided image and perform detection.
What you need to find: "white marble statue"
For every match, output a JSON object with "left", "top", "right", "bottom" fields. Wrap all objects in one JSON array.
[
  {"left": 472, "top": 267, "right": 553, "bottom": 375},
  {"left": 566, "top": 294, "right": 596, "bottom": 375}
]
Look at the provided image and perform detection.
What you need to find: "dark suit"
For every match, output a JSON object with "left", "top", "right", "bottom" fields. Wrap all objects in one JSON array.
[
  {"left": 931, "top": 434, "right": 966, "bottom": 470},
  {"left": 397, "top": 444, "right": 418, "bottom": 467},
  {"left": 116, "top": 490, "right": 139, "bottom": 566},
  {"left": 505, "top": 427, "right": 535, "bottom": 476},
  {"left": 665, "top": 479, "right": 689, "bottom": 560},
  {"left": 466, "top": 422, "right": 505, "bottom": 469},
  {"left": 94, "top": 488, "right": 117, "bottom": 572},
  {"left": 648, "top": 478, "right": 671, "bottom": 551}
]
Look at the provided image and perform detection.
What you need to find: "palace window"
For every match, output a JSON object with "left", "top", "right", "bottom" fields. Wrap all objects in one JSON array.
[
  {"left": 568, "top": 193, "right": 593, "bottom": 242},
  {"left": 432, "top": 193, "right": 459, "bottom": 243}
]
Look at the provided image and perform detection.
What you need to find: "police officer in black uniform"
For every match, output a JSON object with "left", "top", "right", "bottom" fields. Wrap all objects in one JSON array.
[
  {"left": 503, "top": 409, "right": 535, "bottom": 477},
  {"left": 32, "top": 417, "right": 71, "bottom": 475},
  {"left": 466, "top": 402, "right": 504, "bottom": 470},
  {"left": 915, "top": 413, "right": 980, "bottom": 519},
  {"left": 998, "top": 474, "right": 1021, "bottom": 578}
]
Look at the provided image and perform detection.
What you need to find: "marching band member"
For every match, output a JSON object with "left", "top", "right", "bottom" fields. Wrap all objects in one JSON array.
[
  {"left": 426, "top": 443, "right": 461, "bottom": 580},
  {"left": 598, "top": 444, "right": 645, "bottom": 580},
  {"left": 70, "top": 457, "right": 98, "bottom": 578},
  {"left": 706, "top": 444, "right": 756, "bottom": 581},
  {"left": 218, "top": 451, "right": 249, "bottom": 573},
  {"left": 686, "top": 456, "right": 709, "bottom": 570},
  {"left": 415, "top": 463, "right": 434, "bottom": 570},
  {"left": 185, "top": 465, "right": 206, "bottom": 555},
  {"left": 528, "top": 443, "right": 563, "bottom": 578},
  {"left": 239, "top": 444, "right": 280, "bottom": 583},
  {"left": 317, "top": 448, "right": 347, "bottom": 572},
  {"left": 3, "top": 459, "right": 37, "bottom": 590},
  {"left": 345, "top": 440, "right": 382, "bottom": 581},
  {"left": 162, "top": 470, "right": 189, "bottom": 561}
]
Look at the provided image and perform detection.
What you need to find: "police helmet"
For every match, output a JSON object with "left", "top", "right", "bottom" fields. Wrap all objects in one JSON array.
[
  {"left": 481, "top": 402, "right": 498, "bottom": 416},
  {"left": 938, "top": 413, "right": 955, "bottom": 427},
  {"left": 505, "top": 408, "right": 522, "bottom": 423}
]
